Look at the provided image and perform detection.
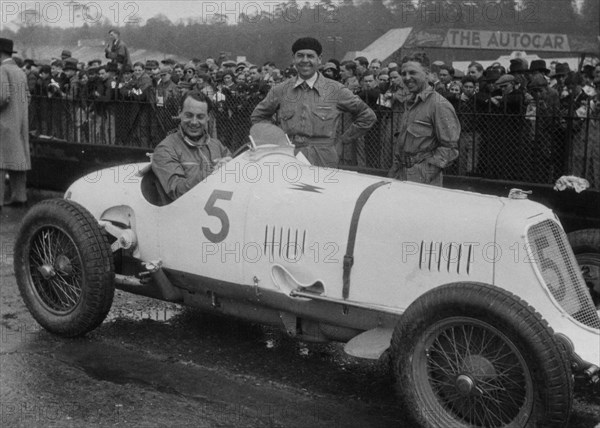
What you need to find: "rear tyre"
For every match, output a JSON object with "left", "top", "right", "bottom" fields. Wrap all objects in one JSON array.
[
  {"left": 391, "top": 282, "right": 573, "bottom": 428},
  {"left": 568, "top": 229, "right": 600, "bottom": 309},
  {"left": 14, "top": 199, "right": 115, "bottom": 337}
]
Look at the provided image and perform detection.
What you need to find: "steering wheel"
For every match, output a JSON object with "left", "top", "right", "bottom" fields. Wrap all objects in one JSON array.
[
  {"left": 232, "top": 142, "right": 251, "bottom": 158},
  {"left": 232, "top": 136, "right": 258, "bottom": 158}
]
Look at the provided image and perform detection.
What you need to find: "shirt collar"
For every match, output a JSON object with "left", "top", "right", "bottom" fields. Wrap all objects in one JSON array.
[
  {"left": 294, "top": 72, "right": 318, "bottom": 89},
  {"left": 414, "top": 87, "right": 435, "bottom": 103},
  {"left": 2, "top": 58, "right": 14, "bottom": 64},
  {"left": 179, "top": 128, "right": 209, "bottom": 147}
]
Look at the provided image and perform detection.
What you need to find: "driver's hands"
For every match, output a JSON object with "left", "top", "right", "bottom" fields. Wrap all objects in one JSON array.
[{"left": 213, "top": 157, "right": 232, "bottom": 170}]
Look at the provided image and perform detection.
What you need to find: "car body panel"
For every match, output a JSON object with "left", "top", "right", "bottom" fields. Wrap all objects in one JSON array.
[{"left": 64, "top": 135, "right": 600, "bottom": 369}]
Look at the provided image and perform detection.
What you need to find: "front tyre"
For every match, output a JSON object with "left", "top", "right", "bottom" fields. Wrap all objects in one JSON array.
[
  {"left": 14, "top": 199, "right": 115, "bottom": 337},
  {"left": 391, "top": 283, "right": 573, "bottom": 428}
]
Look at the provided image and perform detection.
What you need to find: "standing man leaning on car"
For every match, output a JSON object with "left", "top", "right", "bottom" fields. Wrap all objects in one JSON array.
[
  {"left": 388, "top": 54, "right": 460, "bottom": 186},
  {"left": 251, "top": 37, "right": 376, "bottom": 167},
  {"left": 152, "top": 90, "right": 231, "bottom": 201}
]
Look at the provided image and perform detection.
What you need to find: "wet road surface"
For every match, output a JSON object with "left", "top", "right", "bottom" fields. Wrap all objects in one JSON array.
[{"left": 1, "top": 192, "right": 599, "bottom": 427}]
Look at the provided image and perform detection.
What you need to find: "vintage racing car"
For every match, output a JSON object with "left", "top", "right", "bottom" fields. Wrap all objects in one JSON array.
[{"left": 14, "top": 124, "right": 600, "bottom": 427}]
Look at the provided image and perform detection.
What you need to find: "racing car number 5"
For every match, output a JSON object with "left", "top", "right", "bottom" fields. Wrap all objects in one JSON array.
[{"left": 202, "top": 190, "right": 233, "bottom": 243}]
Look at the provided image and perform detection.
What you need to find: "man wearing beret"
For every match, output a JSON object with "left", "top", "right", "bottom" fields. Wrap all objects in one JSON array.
[
  {"left": 0, "top": 38, "right": 30, "bottom": 208},
  {"left": 251, "top": 37, "right": 376, "bottom": 167}
]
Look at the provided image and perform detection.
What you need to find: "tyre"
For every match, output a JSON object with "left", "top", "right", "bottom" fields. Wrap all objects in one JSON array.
[
  {"left": 568, "top": 228, "right": 600, "bottom": 309},
  {"left": 391, "top": 283, "right": 573, "bottom": 428},
  {"left": 14, "top": 199, "right": 115, "bottom": 337}
]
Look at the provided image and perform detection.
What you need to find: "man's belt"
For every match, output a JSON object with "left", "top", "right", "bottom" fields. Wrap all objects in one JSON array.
[
  {"left": 396, "top": 151, "right": 433, "bottom": 168},
  {"left": 293, "top": 136, "right": 333, "bottom": 148}
]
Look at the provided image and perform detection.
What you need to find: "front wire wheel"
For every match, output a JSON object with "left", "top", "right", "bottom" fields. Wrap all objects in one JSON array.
[
  {"left": 392, "top": 283, "right": 573, "bottom": 428},
  {"left": 414, "top": 317, "right": 533, "bottom": 427}
]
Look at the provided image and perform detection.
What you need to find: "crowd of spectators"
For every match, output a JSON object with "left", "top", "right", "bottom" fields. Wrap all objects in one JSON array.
[{"left": 15, "top": 34, "right": 600, "bottom": 188}]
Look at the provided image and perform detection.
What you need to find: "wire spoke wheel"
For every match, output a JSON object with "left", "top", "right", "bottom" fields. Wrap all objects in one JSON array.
[
  {"left": 416, "top": 317, "right": 532, "bottom": 427},
  {"left": 28, "top": 226, "right": 84, "bottom": 313},
  {"left": 392, "top": 283, "right": 573, "bottom": 428},
  {"left": 15, "top": 199, "right": 115, "bottom": 337}
]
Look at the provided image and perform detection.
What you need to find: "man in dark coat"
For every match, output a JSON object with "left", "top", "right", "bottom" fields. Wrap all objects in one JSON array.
[
  {"left": 105, "top": 28, "right": 132, "bottom": 72},
  {"left": 0, "top": 38, "right": 30, "bottom": 208}
]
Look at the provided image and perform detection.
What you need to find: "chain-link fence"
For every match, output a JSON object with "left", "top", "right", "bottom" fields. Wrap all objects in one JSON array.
[{"left": 30, "top": 96, "right": 599, "bottom": 189}]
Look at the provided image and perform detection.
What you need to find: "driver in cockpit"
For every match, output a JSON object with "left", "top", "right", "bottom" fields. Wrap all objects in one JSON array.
[{"left": 152, "top": 90, "right": 231, "bottom": 200}]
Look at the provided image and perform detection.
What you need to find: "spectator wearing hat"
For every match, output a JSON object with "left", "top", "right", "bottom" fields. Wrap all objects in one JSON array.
[
  {"left": 105, "top": 28, "right": 131, "bottom": 71},
  {"left": 509, "top": 58, "right": 528, "bottom": 91},
  {"left": 527, "top": 59, "right": 550, "bottom": 83},
  {"left": 550, "top": 62, "right": 570, "bottom": 97},
  {"left": 61, "top": 58, "right": 86, "bottom": 142},
  {"left": 63, "top": 58, "right": 80, "bottom": 99},
  {"left": 563, "top": 71, "right": 588, "bottom": 122},
  {"left": 585, "top": 64, "right": 600, "bottom": 187},
  {"left": 0, "top": 37, "right": 30, "bottom": 208},
  {"left": 486, "top": 73, "right": 527, "bottom": 180},
  {"left": 322, "top": 62, "right": 340, "bottom": 81},
  {"left": 525, "top": 73, "right": 561, "bottom": 182},
  {"left": 221, "top": 60, "right": 237, "bottom": 73},
  {"left": 88, "top": 58, "right": 102, "bottom": 68},
  {"left": 155, "top": 65, "right": 180, "bottom": 133},
  {"left": 61, "top": 49, "right": 72, "bottom": 60},
  {"left": 252, "top": 37, "right": 376, "bottom": 168}
]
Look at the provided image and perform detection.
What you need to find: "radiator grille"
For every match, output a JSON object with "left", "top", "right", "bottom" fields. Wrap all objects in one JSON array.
[{"left": 527, "top": 220, "right": 600, "bottom": 330}]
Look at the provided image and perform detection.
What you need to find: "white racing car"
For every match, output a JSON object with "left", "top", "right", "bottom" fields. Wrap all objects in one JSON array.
[{"left": 14, "top": 124, "right": 599, "bottom": 427}]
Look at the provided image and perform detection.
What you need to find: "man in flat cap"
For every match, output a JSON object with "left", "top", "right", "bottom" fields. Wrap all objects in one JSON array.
[
  {"left": 0, "top": 38, "right": 30, "bottom": 208},
  {"left": 251, "top": 37, "right": 376, "bottom": 167}
]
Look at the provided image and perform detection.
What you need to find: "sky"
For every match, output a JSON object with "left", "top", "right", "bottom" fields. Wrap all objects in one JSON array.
[{"left": 0, "top": 0, "right": 328, "bottom": 29}]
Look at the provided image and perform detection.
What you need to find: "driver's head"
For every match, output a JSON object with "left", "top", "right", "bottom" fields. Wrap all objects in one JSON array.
[{"left": 179, "top": 91, "right": 213, "bottom": 140}]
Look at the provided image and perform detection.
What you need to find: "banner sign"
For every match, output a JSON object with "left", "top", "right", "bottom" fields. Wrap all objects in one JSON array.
[{"left": 442, "top": 29, "right": 571, "bottom": 52}]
